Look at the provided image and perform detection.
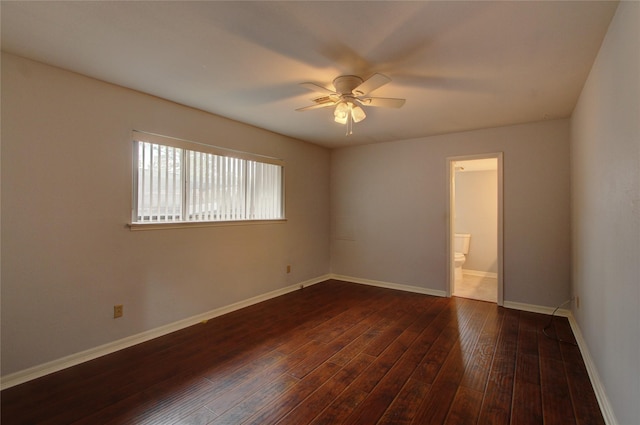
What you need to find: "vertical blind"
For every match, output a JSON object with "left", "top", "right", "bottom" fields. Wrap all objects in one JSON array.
[{"left": 133, "top": 131, "right": 284, "bottom": 224}]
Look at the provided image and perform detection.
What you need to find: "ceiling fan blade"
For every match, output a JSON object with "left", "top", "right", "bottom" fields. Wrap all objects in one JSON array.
[
  {"left": 352, "top": 73, "right": 391, "bottom": 96},
  {"left": 358, "top": 97, "right": 406, "bottom": 108},
  {"left": 296, "top": 102, "right": 337, "bottom": 112},
  {"left": 300, "top": 82, "right": 337, "bottom": 95}
]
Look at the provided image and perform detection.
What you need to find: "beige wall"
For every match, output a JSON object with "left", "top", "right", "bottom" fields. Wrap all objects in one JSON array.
[
  {"left": 331, "top": 119, "right": 571, "bottom": 306},
  {"left": 1, "top": 53, "right": 331, "bottom": 376},
  {"left": 455, "top": 169, "right": 498, "bottom": 273},
  {"left": 570, "top": 2, "right": 640, "bottom": 424}
]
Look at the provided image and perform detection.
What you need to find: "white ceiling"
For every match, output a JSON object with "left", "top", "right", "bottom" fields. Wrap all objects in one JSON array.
[{"left": 1, "top": 1, "right": 618, "bottom": 148}]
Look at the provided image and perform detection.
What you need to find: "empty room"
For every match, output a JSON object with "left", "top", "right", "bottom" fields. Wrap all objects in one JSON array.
[{"left": 1, "top": 2, "right": 638, "bottom": 424}]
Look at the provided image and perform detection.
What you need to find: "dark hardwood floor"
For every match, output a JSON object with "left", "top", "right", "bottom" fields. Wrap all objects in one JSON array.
[{"left": 1, "top": 280, "right": 604, "bottom": 424}]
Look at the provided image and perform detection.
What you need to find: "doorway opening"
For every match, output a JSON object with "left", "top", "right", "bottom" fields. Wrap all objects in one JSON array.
[{"left": 447, "top": 153, "right": 503, "bottom": 305}]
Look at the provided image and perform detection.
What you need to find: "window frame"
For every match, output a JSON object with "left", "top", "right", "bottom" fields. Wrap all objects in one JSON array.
[{"left": 129, "top": 130, "right": 286, "bottom": 231}]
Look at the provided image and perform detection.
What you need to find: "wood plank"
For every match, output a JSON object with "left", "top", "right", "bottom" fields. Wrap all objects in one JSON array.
[
  {"left": 477, "top": 308, "right": 520, "bottom": 425},
  {"left": 540, "top": 357, "right": 577, "bottom": 425},
  {"left": 240, "top": 361, "right": 344, "bottom": 425},
  {"left": 208, "top": 374, "right": 300, "bottom": 425},
  {"left": 511, "top": 381, "right": 543, "bottom": 425},
  {"left": 376, "top": 378, "right": 432, "bottom": 425},
  {"left": 288, "top": 321, "right": 372, "bottom": 379},
  {"left": 444, "top": 386, "right": 484, "bottom": 425},
  {"left": 205, "top": 341, "right": 321, "bottom": 415},
  {"left": 314, "top": 301, "right": 447, "bottom": 425},
  {"left": 274, "top": 353, "right": 374, "bottom": 424},
  {"left": 537, "top": 314, "right": 564, "bottom": 361},
  {"left": 327, "top": 328, "right": 381, "bottom": 367},
  {"left": 555, "top": 319, "right": 605, "bottom": 425},
  {"left": 307, "top": 386, "right": 369, "bottom": 425},
  {"left": 342, "top": 300, "right": 452, "bottom": 424},
  {"left": 173, "top": 406, "right": 218, "bottom": 425},
  {"left": 411, "top": 344, "right": 468, "bottom": 424},
  {"left": 563, "top": 360, "right": 606, "bottom": 425},
  {"left": 71, "top": 375, "right": 219, "bottom": 425},
  {"left": 411, "top": 317, "right": 463, "bottom": 383},
  {"left": 410, "top": 299, "right": 494, "bottom": 424},
  {"left": 347, "top": 324, "right": 423, "bottom": 395},
  {"left": 457, "top": 304, "right": 504, "bottom": 393},
  {"left": 510, "top": 310, "right": 543, "bottom": 424}
]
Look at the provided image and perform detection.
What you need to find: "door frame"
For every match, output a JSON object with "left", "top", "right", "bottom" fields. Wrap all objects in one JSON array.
[{"left": 446, "top": 152, "right": 504, "bottom": 305}]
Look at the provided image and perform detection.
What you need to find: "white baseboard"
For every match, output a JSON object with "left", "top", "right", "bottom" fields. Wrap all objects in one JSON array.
[
  {"left": 567, "top": 315, "right": 619, "bottom": 425},
  {"left": 0, "top": 274, "right": 330, "bottom": 390},
  {"left": 330, "top": 274, "right": 447, "bottom": 298},
  {"left": 463, "top": 269, "right": 498, "bottom": 278},
  {"left": 502, "top": 300, "right": 571, "bottom": 317}
]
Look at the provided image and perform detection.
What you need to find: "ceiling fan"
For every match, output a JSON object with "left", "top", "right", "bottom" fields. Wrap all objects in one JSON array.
[{"left": 296, "top": 73, "right": 406, "bottom": 135}]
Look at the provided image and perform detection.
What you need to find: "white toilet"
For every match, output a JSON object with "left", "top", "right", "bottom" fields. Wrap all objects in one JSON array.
[{"left": 454, "top": 233, "right": 471, "bottom": 285}]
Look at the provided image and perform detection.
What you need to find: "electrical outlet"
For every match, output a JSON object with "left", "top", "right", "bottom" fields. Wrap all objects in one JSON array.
[
  {"left": 287, "top": 265, "right": 291, "bottom": 274},
  {"left": 114, "top": 304, "right": 123, "bottom": 319}
]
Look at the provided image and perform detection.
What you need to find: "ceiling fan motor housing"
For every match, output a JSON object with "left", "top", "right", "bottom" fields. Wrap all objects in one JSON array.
[{"left": 333, "top": 75, "right": 364, "bottom": 95}]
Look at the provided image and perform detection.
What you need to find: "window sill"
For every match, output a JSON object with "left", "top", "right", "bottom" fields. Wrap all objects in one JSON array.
[{"left": 128, "top": 219, "right": 287, "bottom": 231}]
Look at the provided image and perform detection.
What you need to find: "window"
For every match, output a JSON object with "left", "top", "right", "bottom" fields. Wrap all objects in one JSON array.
[{"left": 131, "top": 131, "right": 284, "bottom": 227}]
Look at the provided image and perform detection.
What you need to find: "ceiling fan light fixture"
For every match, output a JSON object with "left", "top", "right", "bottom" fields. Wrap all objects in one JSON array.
[
  {"left": 334, "top": 102, "right": 349, "bottom": 124},
  {"left": 334, "top": 101, "right": 366, "bottom": 125},
  {"left": 334, "top": 114, "right": 348, "bottom": 124},
  {"left": 351, "top": 104, "right": 366, "bottom": 123}
]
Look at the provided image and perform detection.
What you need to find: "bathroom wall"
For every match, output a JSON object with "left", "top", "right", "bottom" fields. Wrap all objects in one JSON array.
[{"left": 455, "top": 169, "right": 498, "bottom": 274}]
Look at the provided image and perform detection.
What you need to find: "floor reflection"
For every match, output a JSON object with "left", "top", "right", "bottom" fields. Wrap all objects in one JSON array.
[{"left": 454, "top": 272, "right": 497, "bottom": 303}]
